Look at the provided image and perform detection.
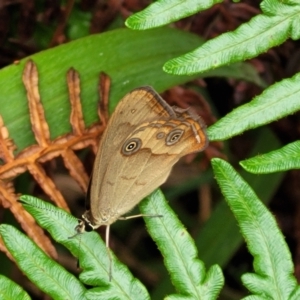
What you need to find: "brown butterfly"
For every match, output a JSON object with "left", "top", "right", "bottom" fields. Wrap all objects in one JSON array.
[{"left": 72, "top": 86, "right": 208, "bottom": 279}]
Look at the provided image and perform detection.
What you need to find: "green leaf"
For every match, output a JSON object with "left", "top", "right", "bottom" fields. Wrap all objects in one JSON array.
[
  {"left": 0, "top": 27, "right": 263, "bottom": 153},
  {"left": 0, "top": 28, "right": 195, "bottom": 152},
  {"left": 211, "top": 158, "right": 298, "bottom": 299},
  {"left": 195, "top": 127, "right": 283, "bottom": 264},
  {"left": 207, "top": 71, "right": 300, "bottom": 141},
  {"left": 240, "top": 141, "right": 300, "bottom": 174},
  {"left": 139, "top": 189, "right": 224, "bottom": 300},
  {"left": 0, "top": 274, "right": 31, "bottom": 300},
  {"left": 0, "top": 224, "right": 86, "bottom": 300},
  {"left": 153, "top": 127, "right": 284, "bottom": 297},
  {"left": 164, "top": 1, "right": 300, "bottom": 74},
  {"left": 125, "top": 0, "right": 221, "bottom": 30},
  {"left": 18, "top": 195, "right": 149, "bottom": 300}
]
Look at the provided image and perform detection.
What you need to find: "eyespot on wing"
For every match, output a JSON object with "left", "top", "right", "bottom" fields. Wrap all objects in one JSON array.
[{"left": 121, "top": 138, "right": 142, "bottom": 156}]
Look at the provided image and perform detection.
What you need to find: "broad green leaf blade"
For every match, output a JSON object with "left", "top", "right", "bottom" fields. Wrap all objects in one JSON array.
[
  {"left": 125, "top": 0, "right": 221, "bottom": 30},
  {"left": 207, "top": 71, "right": 300, "bottom": 141},
  {"left": 0, "top": 27, "right": 263, "bottom": 153},
  {"left": 0, "top": 275, "right": 31, "bottom": 300},
  {"left": 164, "top": 2, "right": 300, "bottom": 74},
  {"left": 0, "top": 224, "right": 86, "bottom": 300},
  {"left": 211, "top": 158, "right": 298, "bottom": 299},
  {"left": 240, "top": 141, "right": 300, "bottom": 174},
  {"left": 139, "top": 189, "right": 224, "bottom": 300},
  {"left": 1, "top": 27, "right": 197, "bottom": 152},
  {"left": 19, "top": 195, "right": 149, "bottom": 300}
]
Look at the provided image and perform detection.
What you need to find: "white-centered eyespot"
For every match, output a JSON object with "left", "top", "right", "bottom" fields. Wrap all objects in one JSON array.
[
  {"left": 166, "top": 129, "right": 184, "bottom": 146},
  {"left": 121, "top": 138, "right": 142, "bottom": 155}
]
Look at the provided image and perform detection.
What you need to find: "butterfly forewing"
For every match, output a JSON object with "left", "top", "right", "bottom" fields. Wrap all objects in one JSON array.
[
  {"left": 88, "top": 86, "right": 208, "bottom": 227},
  {"left": 89, "top": 87, "right": 177, "bottom": 225}
]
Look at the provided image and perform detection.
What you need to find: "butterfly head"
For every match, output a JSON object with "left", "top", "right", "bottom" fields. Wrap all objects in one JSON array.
[
  {"left": 68, "top": 213, "right": 95, "bottom": 239},
  {"left": 75, "top": 217, "right": 94, "bottom": 234}
]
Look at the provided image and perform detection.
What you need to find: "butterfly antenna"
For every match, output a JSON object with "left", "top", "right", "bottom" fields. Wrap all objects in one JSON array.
[{"left": 105, "top": 225, "right": 113, "bottom": 281}]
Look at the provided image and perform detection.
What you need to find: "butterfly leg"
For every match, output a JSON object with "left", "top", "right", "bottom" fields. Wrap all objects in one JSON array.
[
  {"left": 105, "top": 225, "right": 113, "bottom": 281},
  {"left": 118, "top": 214, "right": 163, "bottom": 220}
]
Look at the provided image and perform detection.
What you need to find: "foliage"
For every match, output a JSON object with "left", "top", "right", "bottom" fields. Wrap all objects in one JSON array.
[
  {"left": 0, "top": 275, "right": 31, "bottom": 300},
  {"left": 1, "top": 0, "right": 300, "bottom": 299},
  {"left": 127, "top": 0, "right": 300, "bottom": 75},
  {"left": 212, "top": 158, "right": 300, "bottom": 299},
  {"left": 126, "top": 0, "right": 300, "bottom": 179},
  {"left": 126, "top": 0, "right": 300, "bottom": 298},
  {"left": 0, "top": 28, "right": 261, "bottom": 152},
  {"left": 0, "top": 193, "right": 223, "bottom": 300}
]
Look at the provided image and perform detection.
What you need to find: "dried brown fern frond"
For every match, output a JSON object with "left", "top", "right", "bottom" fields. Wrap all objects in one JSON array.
[{"left": 0, "top": 60, "right": 109, "bottom": 258}]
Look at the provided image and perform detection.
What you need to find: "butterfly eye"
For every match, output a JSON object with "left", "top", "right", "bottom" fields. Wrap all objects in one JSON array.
[
  {"left": 85, "top": 223, "right": 94, "bottom": 232},
  {"left": 166, "top": 129, "right": 184, "bottom": 146},
  {"left": 122, "top": 138, "right": 142, "bottom": 155}
]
